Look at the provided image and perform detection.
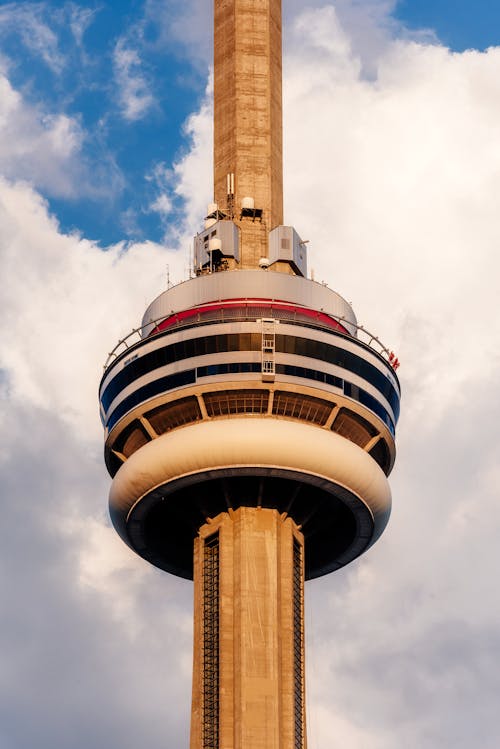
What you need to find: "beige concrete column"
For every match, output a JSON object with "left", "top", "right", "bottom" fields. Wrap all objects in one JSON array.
[
  {"left": 190, "top": 507, "right": 306, "bottom": 749},
  {"left": 214, "top": 0, "right": 284, "bottom": 267}
]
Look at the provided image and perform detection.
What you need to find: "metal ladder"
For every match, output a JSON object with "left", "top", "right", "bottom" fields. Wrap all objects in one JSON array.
[{"left": 261, "top": 318, "right": 276, "bottom": 382}]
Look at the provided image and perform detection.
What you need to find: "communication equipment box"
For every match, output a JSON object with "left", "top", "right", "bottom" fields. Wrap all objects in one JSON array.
[
  {"left": 269, "top": 226, "right": 307, "bottom": 277},
  {"left": 194, "top": 220, "right": 240, "bottom": 270}
]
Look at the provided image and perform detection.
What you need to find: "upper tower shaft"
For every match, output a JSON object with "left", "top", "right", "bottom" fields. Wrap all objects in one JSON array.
[{"left": 214, "top": 0, "right": 283, "bottom": 267}]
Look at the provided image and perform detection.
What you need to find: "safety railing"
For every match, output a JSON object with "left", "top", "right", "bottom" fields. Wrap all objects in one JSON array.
[{"left": 103, "top": 307, "right": 400, "bottom": 373}]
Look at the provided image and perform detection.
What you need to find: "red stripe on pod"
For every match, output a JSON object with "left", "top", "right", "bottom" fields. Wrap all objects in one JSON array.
[{"left": 149, "top": 299, "right": 350, "bottom": 336}]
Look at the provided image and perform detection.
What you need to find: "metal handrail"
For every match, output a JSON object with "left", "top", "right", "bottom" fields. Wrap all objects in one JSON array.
[{"left": 103, "top": 310, "right": 400, "bottom": 372}]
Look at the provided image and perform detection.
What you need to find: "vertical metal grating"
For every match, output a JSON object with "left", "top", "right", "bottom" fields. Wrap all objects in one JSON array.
[
  {"left": 293, "top": 538, "right": 305, "bottom": 749},
  {"left": 203, "top": 533, "right": 220, "bottom": 749}
]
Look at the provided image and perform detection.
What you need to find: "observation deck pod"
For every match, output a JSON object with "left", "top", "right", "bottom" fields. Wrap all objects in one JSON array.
[{"left": 100, "top": 270, "right": 400, "bottom": 581}]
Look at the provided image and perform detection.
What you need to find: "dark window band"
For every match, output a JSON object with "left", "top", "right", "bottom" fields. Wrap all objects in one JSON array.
[
  {"left": 100, "top": 332, "right": 262, "bottom": 411},
  {"left": 105, "top": 370, "right": 196, "bottom": 431},
  {"left": 277, "top": 365, "right": 395, "bottom": 434},
  {"left": 101, "top": 332, "right": 400, "bottom": 419},
  {"left": 275, "top": 335, "right": 399, "bottom": 420},
  {"left": 104, "top": 362, "right": 395, "bottom": 435},
  {"left": 197, "top": 362, "right": 261, "bottom": 378},
  {"left": 103, "top": 308, "right": 360, "bottom": 380}
]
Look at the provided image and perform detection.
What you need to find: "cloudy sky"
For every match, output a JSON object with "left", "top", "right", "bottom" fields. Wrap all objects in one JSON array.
[{"left": 1, "top": 1, "right": 500, "bottom": 747}]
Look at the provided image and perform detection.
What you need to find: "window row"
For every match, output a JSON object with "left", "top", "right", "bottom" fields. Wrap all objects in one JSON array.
[
  {"left": 103, "top": 361, "right": 395, "bottom": 436},
  {"left": 101, "top": 331, "right": 399, "bottom": 419}
]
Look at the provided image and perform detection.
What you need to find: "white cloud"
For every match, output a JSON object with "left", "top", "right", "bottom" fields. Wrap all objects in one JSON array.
[
  {"left": 0, "top": 2, "right": 64, "bottom": 73},
  {"left": 171, "top": 77, "right": 213, "bottom": 230},
  {"left": 280, "top": 6, "right": 500, "bottom": 746},
  {"left": 69, "top": 4, "right": 97, "bottom": 47},
  {"left": 144, "top": 0, "right": 212, "bottom": 66},
  {"left": 0, "top": 68, "right": 124, "bottom": 202},
  {"left": 0, "top": 171, "right": 190, "bottom": 746},
  {"left": 113, "top": 37, "right": 155, "bottom": 121},
  {"left": 0, "top": 73, "right": 83, "bottom": 196},
  {"left": 285, "top": 7, "right": 500, "bottom": 375},
  {"left": 0, "top": 177, "right": 185, "bottom": 441},
  {"left": 149, "top": 193, "right": 172, "bottom": 215},
  {"left": 144, "top": 0, "right": 436, "bottom": 77},
  {"left": 145, "top": 76, "right": 212, "bottom": 247}
]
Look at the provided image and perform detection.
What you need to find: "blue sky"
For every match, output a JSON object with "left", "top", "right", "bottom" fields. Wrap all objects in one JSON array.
[
  {"left": 1, "top": 0, "right": 498, "bottom": 246},
  {"left": 2, "top": 3, "right": 500, "bottom": 749},
  {"left": 0, "top": 0, "right": 208, "bottom": 244},
  {"left": 396, "top": 0, "right": 500, "bottom": 51}
]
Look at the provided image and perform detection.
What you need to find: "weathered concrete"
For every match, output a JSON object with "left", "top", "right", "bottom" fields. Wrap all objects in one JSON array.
[
  {"left": 214, "top": 0, "right": 283, "bottom": 267},
  {"left": 190, "top": 507, "right": 306, "bottom": 749}
]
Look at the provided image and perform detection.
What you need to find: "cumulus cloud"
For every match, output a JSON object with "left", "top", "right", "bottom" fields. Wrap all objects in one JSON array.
[
  {"left": 0, "top": 400, "right": 192, "bottom": 749},
  {"left": 144, "top": 0, "right": 435, "bottom": 76},
  {"left": 144, "top": 0, "right": 212, "bottom": 66},
  {"left": 113, "top": 37, "right": 155, "bottom": 121},
  {"left": 0, "top": 177, "right": 188, "bottom": 439},
  {"left": 0, "top": 74, "right": 84, "bottom": 197},
  {"left": 284, "top": 7, "right": 500, "bottom": 412},
  {"left": 290, "top": 0, "right": 437, "bottom": 75},
  {"left": 0, "top": 70, "right": 126, "bottom": 202},
  {"left": 280, "top": 6, "right": 500, "bottom": 746},
  {"left": 306, "top": 375, "right": 500, "bottom": 748},
  {"left": 0, "top": 172, "right": 190, "bottom": 747}
]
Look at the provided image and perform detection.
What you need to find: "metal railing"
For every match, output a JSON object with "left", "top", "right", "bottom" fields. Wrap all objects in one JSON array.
[{"left": 103, "top": 307, "right": 399, "bottom": 373}]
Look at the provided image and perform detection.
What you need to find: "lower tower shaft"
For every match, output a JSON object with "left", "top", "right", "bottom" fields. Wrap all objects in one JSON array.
[{"left": 190, "top": 507, "right": 306, "bottom": 749}]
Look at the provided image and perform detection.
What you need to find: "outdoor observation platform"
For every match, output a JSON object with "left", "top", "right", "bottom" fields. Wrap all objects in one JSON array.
[{"left": 100, "top": 270, "right": 400, "bottom": 581}]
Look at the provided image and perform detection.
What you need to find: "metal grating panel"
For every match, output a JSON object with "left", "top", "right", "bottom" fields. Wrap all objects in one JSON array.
[
  {"left": 145, "top": 396, "right": 202, "bottom": 434},
  {"left": 204, "top": 389, "right": 269, "bottom": 416},
  {"left": 115, "top": 420, "right": 150, "bottom": 457},
  {"left": 332, "top": 407, "right": 377, "bottom": 447},
  {"left": 293, "top": 538, "right": 305, "bottom": 749},
  {"left": 203, "top": 533, "right": 220, "bottom": 749},
  {"left": 273, "top": 391, "right": 332, "bottom": 426}
]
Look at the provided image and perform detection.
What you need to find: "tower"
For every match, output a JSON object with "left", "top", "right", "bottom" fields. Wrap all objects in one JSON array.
[{"left": 99, "top": 0, "right": 400, "bottom": 747}]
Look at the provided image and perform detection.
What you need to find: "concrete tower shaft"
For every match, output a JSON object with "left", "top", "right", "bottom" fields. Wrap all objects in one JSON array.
[
  {"left": 214, "top": 0, "right": 283, "bottom": 267},
  {"left": 190, "top": 509, "right": 305, "bottom": 749}
]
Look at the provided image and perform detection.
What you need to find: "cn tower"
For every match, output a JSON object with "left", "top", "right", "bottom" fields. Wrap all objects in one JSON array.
[{"left": 99, "top": 1, "right": 400, "bottom": 747}]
